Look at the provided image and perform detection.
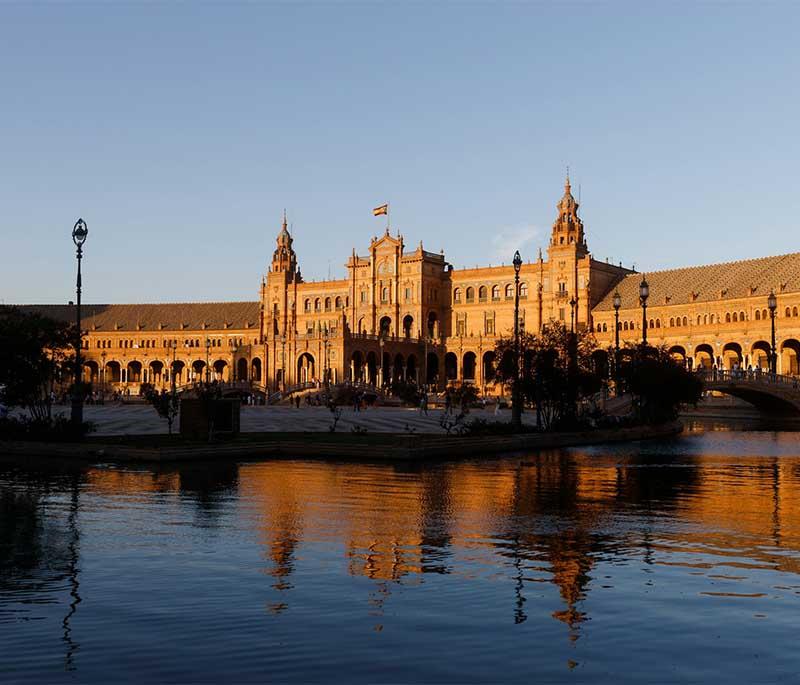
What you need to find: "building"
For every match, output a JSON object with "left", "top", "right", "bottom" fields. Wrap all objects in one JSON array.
[{"left": 20, "top": 177, "right": 800, "bottom": 396}]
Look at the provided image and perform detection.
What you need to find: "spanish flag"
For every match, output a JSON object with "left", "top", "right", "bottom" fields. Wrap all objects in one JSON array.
[{"left": 373, "top": 204, "right": 388, "bottom": 217}]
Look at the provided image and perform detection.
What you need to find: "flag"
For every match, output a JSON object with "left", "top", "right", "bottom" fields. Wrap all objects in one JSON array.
[{"left": 373, "top": 204, "right": 388, "bottom": 217}]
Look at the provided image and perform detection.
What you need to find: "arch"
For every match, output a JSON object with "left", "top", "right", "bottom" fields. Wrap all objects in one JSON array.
[
  {"left": 722, "top": 342, "right": 742, "bottom": 370},
  {"left": 335, "top": 296, "right": 343, "bottom": 309},
  {"left": 682, "top": 316, "right": 688, "bottom": 326},
  {"left": 297, "top": 352, "right": 315, "bottom": 383},
  {"left": 725, "top": 313, "right": 731, "bottom": 323},
  {"left": 402, "top": 314, "right": 414, "bottom": 338},
  {"left": 505, "top": 283, "right": 514, "bottom": 299},
  {"left": 357, "top": 317, "right": 365, "bottom": 334},
  {"left": 668, "top": 345, "right": 687, "bottom": 364},
  {"left": 781, "top": 339, "right": 800, "bottom": 375},
  {"left": 786, "top": 307, "right": 792, "bottom": 318},
  {"left": 491, "top": 284, "right": 500, "bottom": 300},
  {"left": 669, "top": 318, "right": 675, "bottom": 327},
  {"left": 105, "top": 360, "right": 122, "bottom": 384},
  {"left": 444, "top": 352, "right": 458, "bottom": 381},
  {"left": 304, "top": 298, "right": 311, "bottom": 313},
  {"left": 83, "top": 360, "right": 99, "bottom": 384},
  {"left": 406, "top": 354, "right": 418, "bottom": 383},
  {"left": 453, "top": 287, "right": 462, "bottom": 303},
  {"left": 425, "top": 352, "right": 439, "bottom": 385},
  {"left": 755, "top": 310, "right": 761, "bottom": 321},
  {"left": 623, "top": 321, "right": 629, "bottom": 331},
  {"left": 656, "top": 319, "right": 661, "bottom": 328},
  {"left": 379, "top": 316, "right": 392, "bottom": 337},
  {"left": 251, "top": 358, "right": 262, "bottom": 382},
  {"left": 170, "top": 359, "right": 185, "bottom": 385},
  {"left": 191, "top": 360, "right": 205, "bottom": 382},
  {"left": 350, "top": 350, "right": 364, "bottom": 382},
  {"left": 366, "top": 352, "right": 378, "bottom": 385},
  {"left": 324, "top": 297, "right": 331, "bottom": 312},
  {"left": 751, "top": 340, "right": 772, "bottom": 370},
  {"left": 127, "top": 360, "right": 143, "bottom": 383},
  {"left": 462, "top": 351, "right": 477, "bottom": 381},
  {"left": 478, "top": 285, "right": 488, "bottom": 302},
  {"left": 212, "top": 359, "right": 228, "bottom": 382},
  {"left": 482, "top": 350, "right": 496, "bottom": 385},
  {"left": 236, "top": 358, "right": 248, "bottom": 381},
  {"left": 519, "top": 282, "right": 528, "bottom": 298},
  {"left": 694, "top": 344, "right": 714, "bottom": 369},
  {"left": 732, "top": 312, "right": 738, "bottom": 323},
  {"left": 393, "top": 353, "right": 405, "bottom": 383},
  {"left": 148, "top": 360, "right": 164, "bottom": 386},
  {"left": 466, "top": 287, "right": 475, "bottom": 302},
  {"left": 381, "top": 352, "right": 391, "bottom": 386},
  {"left": 427, "top": 311, "right": 438, "bottom": 338},
  {"left": 649, "top": 318, "right": 655, "bottom": 329}
]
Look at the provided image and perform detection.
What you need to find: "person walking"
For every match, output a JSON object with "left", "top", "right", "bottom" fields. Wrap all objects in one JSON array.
[{"left": 444, "top": 391, "right": 452, "bottom": 415}]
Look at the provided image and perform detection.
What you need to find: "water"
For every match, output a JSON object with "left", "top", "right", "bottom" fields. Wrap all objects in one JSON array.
[{"left": 2, "top": 421, "right": 800, "bottom": 682}]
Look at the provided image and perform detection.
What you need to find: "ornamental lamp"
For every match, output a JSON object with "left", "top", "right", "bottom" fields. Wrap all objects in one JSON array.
[
  {"left": 612, "top": 290, "right": 621, "bottom": 311},
  {"left": 72, "top": 218, "right": 88, "bottom": 247},
  {"left": 768, "top": 289, "right": 777, "bottom": 313},
  {"left": 513, "top": 250, "right": 522, "bottom": 274},
  {"left": 639, "top": 276, "right": 649, "bottom": 303}
]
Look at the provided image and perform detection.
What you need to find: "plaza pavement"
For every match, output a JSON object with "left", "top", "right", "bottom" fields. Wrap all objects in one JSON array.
[{"left": 58, "top": 403, "right": 542, "bottom": 436}]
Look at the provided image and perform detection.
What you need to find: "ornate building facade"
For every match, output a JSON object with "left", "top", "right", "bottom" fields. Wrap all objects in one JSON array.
[{"left": 21, "top": 177, "right": 800, "bottom": 395}]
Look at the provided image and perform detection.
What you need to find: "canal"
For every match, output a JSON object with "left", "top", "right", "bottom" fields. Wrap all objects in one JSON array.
[{"left": 2, "top": 420, "right": 800, "bottom": 682}]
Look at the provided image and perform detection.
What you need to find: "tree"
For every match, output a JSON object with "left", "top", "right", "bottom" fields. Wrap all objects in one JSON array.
[
  {"left": 142, "top": 385, "right": 180, "bottom": 435},
  {"left": 0, "top": 307, "right": 75, "bottom": 421},
  {"left": 493, "top": 323, "right": 602, "bottom": 430},
  {"left": 617, "top": 344, "right": 702, "bottom": 423}
]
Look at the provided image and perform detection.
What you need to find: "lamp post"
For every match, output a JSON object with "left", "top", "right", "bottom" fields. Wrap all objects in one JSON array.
[
  {"left": 71, "top": 219, "right": 88, "bottom": 427},
  {"left": 768, "top": 289, "right": 777, "bottom": 374},
  {"left": 569, "top": 296, "right": 576, "bottom": 334},
  {"left": 379, "top": 336, "right": 385, "bottom": 388},
  {"left": 512, "top": 250, "right": 523, "bottom": 430},
  {"left": 205, "top": 337, "right": 211, "bottom": 383},
  {"left": 279, "top": 334, "right": 286, "bottom": 391},
  {"left": 100, "top": 350, "right": 107, "bottom": 401},
  {"left": 612, "top": 289, "right": 621, "bottom": 395},
  {"left": 322, "top": 326, "right": 329, "bottom": 389},
  {"left": 639, "top": 276, "right": 649, "bottom": 347}
]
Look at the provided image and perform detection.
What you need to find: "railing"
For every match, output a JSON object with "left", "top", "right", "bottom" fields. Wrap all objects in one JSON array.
[{"left": 696, "top": 369, "right": 800, "bottom": 387}]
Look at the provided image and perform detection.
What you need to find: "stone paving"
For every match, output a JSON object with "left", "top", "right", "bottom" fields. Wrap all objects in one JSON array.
[{"left": 54, "top": 403, "right": 540, "bottom": 436}]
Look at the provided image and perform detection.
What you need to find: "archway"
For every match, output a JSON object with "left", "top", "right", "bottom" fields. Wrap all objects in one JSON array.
[
  {"left": 694, "top": 344, "right": 714, "bottom": 370},
  {"left": 381, "top": 352, "right": 391, "bottom": 387},
  {"left": 427, "top": 311, "right": 438, "bottom": 338},
  {"left": 781, "top": 339, "right": 800, "bottom": 375},
  {"left": 379, "top": 316, "right": 392, "bottom": 337},
  {"left": 127, "top": 360, "right": 143, "bottom": 383},
  {"left": 83, "top": 360, "right": 99, "bottom": 385},
  {"left": 191, "top": 360, "right": 206, "bottom": 382},
  {"left": 444, "top": 352, "right": 458, "bottom": 381},
  {"left": 237, "top": 358, "right": 248, "bottom": 381},
  {"left": 722, "top": 342, "right": 742, "bottom": 370},
  {"left": 462, "top": 351, "right": 476, "bottom": 381},
  {"left": 751, "top": 341, "right": 771, "bottom": 370},
  {"left": 403, "top": 314, "right": 414, "bottom": 338},
  {"left": 426, "top": 352, "right": 439, "bottom": 385},
  {"left": 213, "top": 359, "right": 228, "bottom": 382},
  {"left": 251, "top": 358, "right": 262, "bottom": 382},
  {"left": 366, "top": 351, "right": 378, "bottom": 385},
  {"left": 170, "top": 360, "right": 185, "bottom": 386},
  {"left": 482, "top": 351, "right": 496, "bottom": 386},
  {"left": 297, "top": 353, "right": 315, "bottom": 383},
  {"left": 668, "top": 345, "right": 687, "bottom": 365},
  {"left": 105, "top": 360, "right": 121, "bottom": 384},
  {"left": 149, "top": 360, "right": 164, "bottom": 386},
  {"left": 393, "top": 353, "right": 405, "bottom": 383},
  {"left": 351, "top": 351, "right": 364, "bottom": 382},
  {"left": 406, "top": 354, "right": 418, "bottom": 384}
]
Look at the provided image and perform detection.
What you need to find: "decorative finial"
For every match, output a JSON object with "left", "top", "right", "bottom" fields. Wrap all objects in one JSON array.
[{"left": 282, "top": 208, "right": 287, "bottom": 230}]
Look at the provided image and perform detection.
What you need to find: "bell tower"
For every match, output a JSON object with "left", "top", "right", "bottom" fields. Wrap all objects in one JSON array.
[
  {"left": 262, "top": 212, "right": 302, "bottom": 342},
  {"left": 549, "top": 174, "right": 587, "bottom": 255},
  {"left": 271, "top": 210, "right": 298, "bottom": 275}
]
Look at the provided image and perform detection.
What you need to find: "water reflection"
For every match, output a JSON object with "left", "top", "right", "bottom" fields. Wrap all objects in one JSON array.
[{"left": 2, "top": 426, "right": 800, "bottom": 681}]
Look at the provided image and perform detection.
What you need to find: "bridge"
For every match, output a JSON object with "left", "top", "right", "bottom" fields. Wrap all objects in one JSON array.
[{"left": 697, "top": 369, "right": 800, "bottom": 414}]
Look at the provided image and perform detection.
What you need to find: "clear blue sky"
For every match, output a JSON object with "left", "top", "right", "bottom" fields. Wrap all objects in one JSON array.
[{"left": 2, "top": 3, "right": 799, "bottom": 304}]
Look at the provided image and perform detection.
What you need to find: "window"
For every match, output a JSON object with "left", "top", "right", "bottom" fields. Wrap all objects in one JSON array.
[
  {"left": 485, "top": 317, "right": 495, "bottom": 335},
  {"left": 559, "top": 308, "right": 565, "bottom": 321},
  {"left": 405, "top": 287, "right": 411, "bottom": 302},
  {"left": 505, "top": 284, "right": 514, "bottom": 299},
  {"left": 558, "top": 282, "right": 567, "bottom": 293},
  {"left": 335, "top": 296, "right": 342, "bottom": 309},
  {"left": 304, "top": 299, "right": 311, "bottom": 312},
  {"left": 755, "top": 310, "right": 761, "bottom": 320},
  {"left": 381, "top": 287, "right": 389, "bottom": 303},
  {"left": 456, "top": 319, "right": 466, "bottom": 336},
  {"left": 360, "top": 290, "right": 367, "bottom": 303},
  {"left": 324, "top": 298, "right": 331, "bottom": 312},
  {"left": 520, "top": 283, "right": 528, "bottom": 299},
  {"left": 466, "top": 287, "right": 475, "bottom": 302},
  {"left": 478, "top": 286, "right": 488, "bottom": 302},
  {"left": 314, "top": 298, "right": 321, "bottom": 312},
  {"left": 492, "top": 285, "right": 500, "bottom": 301},
  {"left": 453, "top": 288, "right": 461, "bottom": 303},
  {"left": 682, "top": 316, "right": 688, "bottom": 326}
]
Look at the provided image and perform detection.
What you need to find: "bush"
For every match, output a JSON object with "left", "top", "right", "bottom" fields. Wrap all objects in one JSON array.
[
  {"left": 390, "top": 380, "right": 421, "bottom": 405},
  {"left": 0, "top": 414, "right": 95, "bottom": 442}
]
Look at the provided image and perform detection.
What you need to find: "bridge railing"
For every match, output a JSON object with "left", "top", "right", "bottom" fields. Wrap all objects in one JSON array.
[{"left": 696, "top": 369, "right": 800, "bottom": 388}]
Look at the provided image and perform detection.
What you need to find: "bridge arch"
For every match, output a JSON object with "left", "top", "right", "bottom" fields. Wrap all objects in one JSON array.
[
  {"left": 781, "top": 338, "right": 800, "bottom": 375},
  {"left": 694, "top": 344, "right": 714, "bottom": 369},
  {"left": 668, "top": 345, "right": 687, "bottom": 365},
  {"left": 722, "top": 342, "right": 742, "bottom": 370},
  {"left": 751, "top": 341, "right": 771, "bottom": 370}
]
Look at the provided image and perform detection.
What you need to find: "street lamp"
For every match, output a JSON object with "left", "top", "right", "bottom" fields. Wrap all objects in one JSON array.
[
  {"left": 71, "top": 218, "right": 88, "bottom": 427},
  {"left": 322, "top": 326, "right": 329, "bottom": 389},
  {"left": 569, "top": 296, "right": 577, "bottom": 334},
  {"left": 612, "top": 289, "right": 621, "bottom": 395},
  {"left": 100, "top": 350, "right": 107, "bottom": 400},
  {"left": 205, "top": 337, "right": 211, "bottom": 383},
  {"left": 379, "top": 335, "right": 385, "bottom": 388},
  {"left": 512, "top": 250, "right": 523, "bottom": 430},
  {"left": 639, "top": 275, "right": 649, "bottom": 347},
  {"left": 768, "top": 289, "right": 777, "bottom": 374}
]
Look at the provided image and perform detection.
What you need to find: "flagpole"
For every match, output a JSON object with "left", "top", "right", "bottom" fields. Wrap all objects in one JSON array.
[{"left": 387, "top": 202, "right": 390, "bottom": 231}]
